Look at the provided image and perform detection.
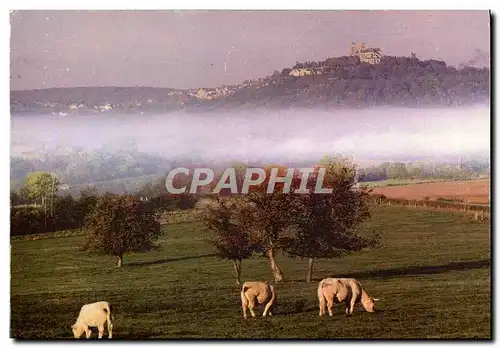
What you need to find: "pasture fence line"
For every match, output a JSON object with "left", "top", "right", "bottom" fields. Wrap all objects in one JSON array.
[{"left": 369, "top": 194, "right": 490, "bottom": 221}]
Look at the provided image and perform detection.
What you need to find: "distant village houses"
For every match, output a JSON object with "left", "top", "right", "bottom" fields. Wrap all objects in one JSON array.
[
  {"left": 348, "top": 42, "right": 383, "bottom": 64},
  {"left": 191, "top": 85, "right": 239, "bottom": 100},
  {"left": 289, "top": 68, "right": 313, "bottom": 77}
]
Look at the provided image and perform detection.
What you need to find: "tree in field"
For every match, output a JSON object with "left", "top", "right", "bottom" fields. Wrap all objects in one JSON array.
[
  {"left": 84, "top": 194, "right": 163, "bottom": 267},
  {"left": 285, "top": 157, "right": 380, "bottom": 282},
  {"left": 236, "top": 165, "right": 296, "bottom": 283},
  {"left": 202, "top": 196, "right": 256, "bottom": 285},
  {"left": 23, "top": 171, "right": 60, "bottom": 214}
]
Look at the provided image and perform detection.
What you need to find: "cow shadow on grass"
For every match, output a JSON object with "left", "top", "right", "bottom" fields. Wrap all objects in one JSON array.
[
  {"left": 322, "top": 259, "right": 490, "bottom": 281},
  {"left": 126, "top": 254, "right": 217, "bottom": 268}
]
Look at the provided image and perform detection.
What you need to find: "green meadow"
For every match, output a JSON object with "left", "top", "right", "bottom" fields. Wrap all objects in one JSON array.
[{"left": 10, "top": 205, "right": 490, "bottom": 339}]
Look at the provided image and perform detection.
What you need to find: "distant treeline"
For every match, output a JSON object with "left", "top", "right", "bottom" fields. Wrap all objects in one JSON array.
[
  {"left": 10, "top": 191, "right": 198, "bottom": 236},
  {"left": 11, "top": 153, "right": 490, "bottom": 196},
  {"left": 357, "top": 160, "right": 489, "bottom": 182}
]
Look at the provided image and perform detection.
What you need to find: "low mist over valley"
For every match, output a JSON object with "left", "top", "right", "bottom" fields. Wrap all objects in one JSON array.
[{"left": 11, "top": 104, "right": 490, "bottom": 195}]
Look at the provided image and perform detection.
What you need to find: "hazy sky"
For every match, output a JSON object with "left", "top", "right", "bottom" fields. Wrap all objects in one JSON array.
[{"left": 10, "top": 10, "right": 490, "bottom": 91}]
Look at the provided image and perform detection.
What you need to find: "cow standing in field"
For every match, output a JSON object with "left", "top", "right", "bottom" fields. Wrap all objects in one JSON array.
[
  {"left": 318, "top": 278, "right": 379, "bottom": 317},
  {"left": 240, "top": 281, "right": 277, "bottom": 319},
  {"left": 71, "top": 301, "right": 113, "bottom": 339}
]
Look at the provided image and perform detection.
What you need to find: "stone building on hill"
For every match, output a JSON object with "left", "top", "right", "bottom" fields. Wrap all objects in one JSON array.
[{"left": 349, "top": 42, "right": 383, "bottom": 64}]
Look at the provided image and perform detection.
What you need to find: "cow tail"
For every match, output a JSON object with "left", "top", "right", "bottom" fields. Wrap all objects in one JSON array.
[
  {"left": 269, "top": 284, "right": 276, "bottom": 306},
  {"left": 262, "top": 284, "right": 276, "bottom": 317},
  {"left": 241, "top": 285, "right": 249, "bottom": 308},
  {"left": 318, "top": 280, "right": 327, "bottom": 314},
  {"left": 105, "top": 303, "right": 113, "bottom": 325}
]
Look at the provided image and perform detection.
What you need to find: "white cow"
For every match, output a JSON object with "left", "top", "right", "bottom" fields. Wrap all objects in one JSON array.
[
  {"left": 318, "top": 278, "right": 379, "bottom": 317},
  {"left": 240, "top": 281, "right": 277, "bottom": 319},
  {"left": 71, "top": 301, "right": 113, "bottom": 339}
]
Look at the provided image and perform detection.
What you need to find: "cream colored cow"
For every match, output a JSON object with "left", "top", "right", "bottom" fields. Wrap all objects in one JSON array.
[
  {"left": 71, "top": 301, "right": 113, "bottom": 339},
  {"left": 318, "top": 278, "right": 379, "bottom": 317},
  {"left": 240, "top": 281, "right": 277, "bottom": 319}
]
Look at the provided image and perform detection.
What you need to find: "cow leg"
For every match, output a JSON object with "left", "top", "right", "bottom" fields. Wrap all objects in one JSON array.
[
  {"left": 107, "top": 320, "right": 113, "bottom": 339},
  {"left": 326, "top": 298, "right": 334, "bottom": 317},
  {"left": 241, "top": 291, "right": 249, "bottom": 319},
  {"left": 318, "top": 293, "right": 326, "bottom": 317},
  {"left": 248, "top": 302, "right": 256, "bottom": 318},
  {"left": 243, "top": 306, "right": 248, "bottom": 319},
  {"left": 263, "top": 301, "right": 273, "bottom": 317},
  {"left": 348, "top": 298, "right": 356, "bottom": 316},
  {"left": 97, "top": 324, "right": 104, "bottom": 339}
]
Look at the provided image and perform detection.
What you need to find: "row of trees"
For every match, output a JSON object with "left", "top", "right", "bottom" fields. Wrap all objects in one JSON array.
[
  {"left": 10, "top": 171, "right": 199, "bottom": 236},
  {"left": 202, "top": 158, "right": 380, "bottom": 283},
  {"left": 357, "top": 160, "right": 490, "bottom": 182}
]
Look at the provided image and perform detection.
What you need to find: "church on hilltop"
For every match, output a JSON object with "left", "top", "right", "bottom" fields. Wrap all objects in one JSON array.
[{"left": 348, "top": 42, "right": 383, "bottom": 64}]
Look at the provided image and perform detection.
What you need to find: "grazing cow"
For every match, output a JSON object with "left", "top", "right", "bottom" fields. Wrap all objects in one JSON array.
[
  {"left": 240, "top": 281, "right": 277, "bottom": 319},
  {"left": 318, "top": 278, "right": 379, "bottom": 317},
  {"left": 71, "top": 301, "right": 113, "bottom": 339}
]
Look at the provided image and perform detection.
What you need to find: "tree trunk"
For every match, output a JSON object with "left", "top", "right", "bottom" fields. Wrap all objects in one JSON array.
[
  {"left": 266, "top": 248, "right": 284, "bottom": 282},
  {"left": 116, "top": 255, "right": 123, "bottom": 267},
  {"left": 232, "top": 259, "right": 242, "bottom": 285},
  {"left": 42, "top": 196, "right": 47, "bottom": 228},
  {"left": 306, "top": 257, "right": 314, "bottom": 282}
]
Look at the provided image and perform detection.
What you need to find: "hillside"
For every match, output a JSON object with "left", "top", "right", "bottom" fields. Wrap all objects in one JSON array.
[{"left": 10, "top": 55, "right": 489, "bottom": 114}]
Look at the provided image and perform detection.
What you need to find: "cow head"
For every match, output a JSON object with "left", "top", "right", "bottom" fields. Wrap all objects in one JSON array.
[
  {"left": 362, "top": 297, "right": 379, "bottom": 313},
  {"left": 71, "top": 324, "right": 84, "bottom": 339}
]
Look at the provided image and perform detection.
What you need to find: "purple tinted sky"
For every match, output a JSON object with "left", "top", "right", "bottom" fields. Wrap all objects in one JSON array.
[{"left": 10, "top": 10, "right": 490, "bottom": 91}]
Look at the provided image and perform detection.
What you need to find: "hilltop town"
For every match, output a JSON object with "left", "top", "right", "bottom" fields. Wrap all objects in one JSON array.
[{"left": 10, "top": 42, "right": 489, "bottom": 115}]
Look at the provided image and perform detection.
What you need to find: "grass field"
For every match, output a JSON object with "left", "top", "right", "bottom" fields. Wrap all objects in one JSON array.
[
  {"left": 370, "top": 179, "right": 490, "bottom": 205},
  {"left": 10, "top": 205, "right": 491, "bottom": 339}
]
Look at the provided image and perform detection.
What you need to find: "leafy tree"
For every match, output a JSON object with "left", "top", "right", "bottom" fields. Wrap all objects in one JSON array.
[
  {"left": 84, "top": 194, "right": 162, "bottom": 267},
  {"left": 52, "top": 195, "right": 78, "bottom": 230},
  {"left": 23, "top": 172, "right": 60, "bottom": 221},
  {"left": 286, "top": 157, "right": 380, "bottom": 282},
  {"left": 75, "top": 192, "right": 98, "bottom": 227},
  {"left": 236, "top": 165, "right": 295, "bottom": 282},
  {"left": 202, "top": 196, "right": 256, "bottom": 285}
]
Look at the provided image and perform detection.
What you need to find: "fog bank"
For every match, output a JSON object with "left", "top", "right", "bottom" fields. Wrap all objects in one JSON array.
[{"left": 11, "top": 105, "right": 490, "bottom": 164}]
